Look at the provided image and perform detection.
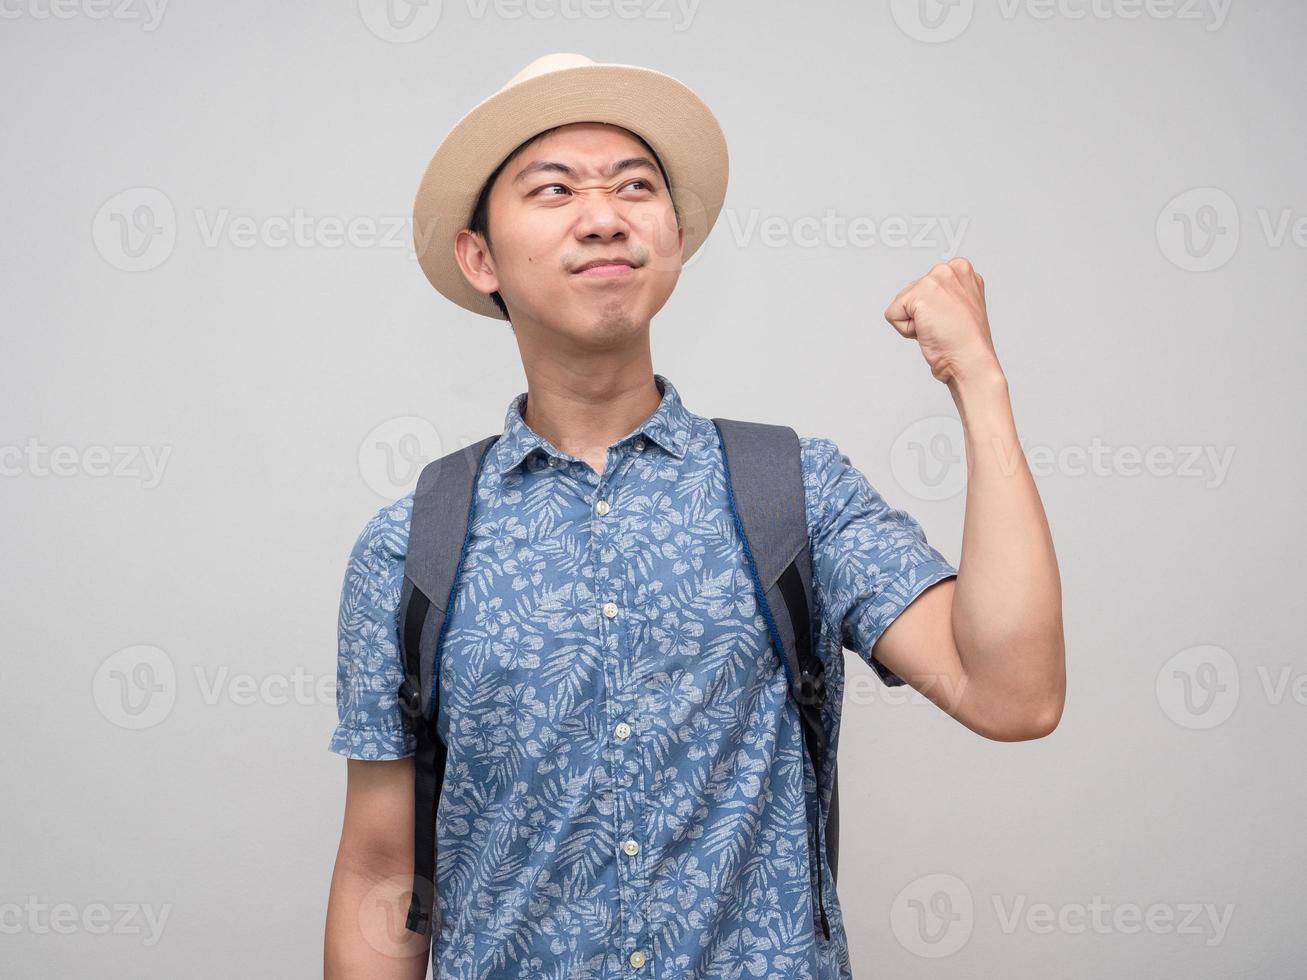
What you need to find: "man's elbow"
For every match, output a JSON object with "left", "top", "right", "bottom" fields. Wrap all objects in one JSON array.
[
  {"left": 1016, "top": 696, "right": 1064, "bottom": 740},
  {"left": 988, "top": 635, "right": 1066, "bottom": 741},
  {"left": 971, "top": 671, "right": 1065, "bottom": 741},
  {"left": 977, "top": 701, "right": 1061, "bottom": 741}
]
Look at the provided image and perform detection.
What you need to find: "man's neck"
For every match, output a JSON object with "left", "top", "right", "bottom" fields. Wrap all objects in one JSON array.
[{"left": 519, "top": 363, "right": 662, "bottom": 477}]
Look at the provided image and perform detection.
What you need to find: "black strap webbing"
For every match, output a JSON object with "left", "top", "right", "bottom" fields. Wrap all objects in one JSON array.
[
  {"left": 780, "top": 557, "right": 832, "bottom": 940},
  {"left": 399, "top": 588, "right": 442, "bottom": 934},
  {"left": 713, "top": 417, "right": 835, "bottom": 941}
]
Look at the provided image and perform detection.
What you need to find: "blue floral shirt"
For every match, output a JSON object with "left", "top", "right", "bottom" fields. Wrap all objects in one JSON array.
[{"left": 331, "top": 374, "right": 957, "bottom": 979}]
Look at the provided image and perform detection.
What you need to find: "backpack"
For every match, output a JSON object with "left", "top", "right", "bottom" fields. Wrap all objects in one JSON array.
[{"left": 395, "top": 418, "right": 839, "bottom": 942}]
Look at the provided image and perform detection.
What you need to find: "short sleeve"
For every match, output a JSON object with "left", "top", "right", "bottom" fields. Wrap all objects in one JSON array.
[
  {"left": 329, "top": 493, "right": 417, "bottom": 760},
  {"left": 801, "top": 436, "right": 958, "bottom": 687}
]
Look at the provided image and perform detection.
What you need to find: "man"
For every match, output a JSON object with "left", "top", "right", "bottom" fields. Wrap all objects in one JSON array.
[{"left": 324, "top": 53, "right": 1064, "bottom": 979}]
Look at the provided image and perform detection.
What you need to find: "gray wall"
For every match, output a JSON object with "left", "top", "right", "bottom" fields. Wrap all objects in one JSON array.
[{"left": 2, "top": 1, "right": 1302, "bottom": 976}]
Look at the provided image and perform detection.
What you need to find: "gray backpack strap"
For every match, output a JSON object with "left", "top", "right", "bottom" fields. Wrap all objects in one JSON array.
[
  {"left": 397, "top": 433, "right": 499, "bottom": 936},
  {"left": 711, "top": 417, "right": 836, "bottom": 941}
]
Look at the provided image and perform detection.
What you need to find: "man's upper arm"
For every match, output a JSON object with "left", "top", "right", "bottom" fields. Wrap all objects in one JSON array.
[
  {"left": 330, "top": 494, "right": 418, "bottom": 761},
  {"left": 801, "top": 436, "right": 961, "bottom": 703}
]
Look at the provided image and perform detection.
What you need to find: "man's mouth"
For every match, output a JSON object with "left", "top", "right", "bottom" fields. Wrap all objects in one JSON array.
[{"left": 573, "top": 257, "right": 638, "bottom": 277}]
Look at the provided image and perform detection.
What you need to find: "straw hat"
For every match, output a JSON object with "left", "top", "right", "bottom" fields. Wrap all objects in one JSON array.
[{"left": 411, "top": 52, "right": 729, "bottom": 320}]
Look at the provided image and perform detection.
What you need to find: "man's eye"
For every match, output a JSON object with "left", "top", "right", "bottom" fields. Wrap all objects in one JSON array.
[{"left": 535, "top": 180, "right": 653, "bottom": 197}]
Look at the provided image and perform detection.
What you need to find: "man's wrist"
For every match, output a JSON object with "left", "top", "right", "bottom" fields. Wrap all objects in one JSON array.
[{"left": 947, "top": 355, "right": 1008, "bottom": 403}]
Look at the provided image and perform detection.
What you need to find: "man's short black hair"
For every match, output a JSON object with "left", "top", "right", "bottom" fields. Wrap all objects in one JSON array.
[{"left": 466, "top": 124, "right": 678, "bottom": 322}]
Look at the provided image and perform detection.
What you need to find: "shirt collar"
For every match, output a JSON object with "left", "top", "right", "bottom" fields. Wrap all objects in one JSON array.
[{"left": 494, "top": 373, "right": 692, "bottom": 476}]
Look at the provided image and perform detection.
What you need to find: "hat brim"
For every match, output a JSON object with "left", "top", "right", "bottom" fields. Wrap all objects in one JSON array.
[{"left": 412, "top": 62, "right": 729, "bottom": 320}]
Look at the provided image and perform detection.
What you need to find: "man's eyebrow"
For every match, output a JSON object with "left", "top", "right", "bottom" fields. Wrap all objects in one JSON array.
[{"left": 511, "top": 156, "right": 661, "bottom": 185}]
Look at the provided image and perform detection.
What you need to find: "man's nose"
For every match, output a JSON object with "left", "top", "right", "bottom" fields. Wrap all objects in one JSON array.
[{"left": 573, "top": 190, "right": 631, "bottom": 240}]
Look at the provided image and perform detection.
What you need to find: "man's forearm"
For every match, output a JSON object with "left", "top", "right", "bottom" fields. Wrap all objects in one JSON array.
[
  {"left": 948, "top": 363, "right": 1066, "bottom": 735},
  {"left": 324, "top": 861, "right": 430, "bottom": 980}
]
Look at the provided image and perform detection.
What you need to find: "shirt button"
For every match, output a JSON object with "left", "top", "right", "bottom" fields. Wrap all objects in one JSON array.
[
  {"left": 614, "top": 721, "right": 631, "bottom": 740},
  {"left": 629, "top": 950, "right": 647, "bottom": 969},
  {"left": 547, "top": 456, "right": 559, "bottom": 467},
  {"left": 622, "top": 839, "right": 640, "bottom": 856},
  {"left": 603, "top": 601, "right": 618, "bottom": 619},
  {"left": 595, "top": 499, "right": 611, "bottom": 516},
  {"left": 633, "top": 437, "right": 645, "bottom": 452}
]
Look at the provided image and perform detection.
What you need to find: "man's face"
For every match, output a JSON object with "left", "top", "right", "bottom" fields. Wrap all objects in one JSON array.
[{"left": 456, "top": 122, "right": 685, "bottom": 345}]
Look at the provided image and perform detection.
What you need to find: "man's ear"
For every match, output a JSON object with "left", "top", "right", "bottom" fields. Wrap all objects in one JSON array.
[{"left": 453, "top": 229, "right": 500, "bottom": 297}]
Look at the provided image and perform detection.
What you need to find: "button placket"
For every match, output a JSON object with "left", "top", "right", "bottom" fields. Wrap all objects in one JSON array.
[
  {"left": 595, "top": 437, "right": 656, "bottom": 968},
  {"left": 586, "top": 458, "right": 637, "bottom": 960}
]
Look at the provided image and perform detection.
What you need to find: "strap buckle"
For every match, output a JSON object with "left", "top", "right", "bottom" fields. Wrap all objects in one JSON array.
[
  {"left": 398, "top": 676, "right": 423, "bottom": 720},
  {"left": 795, "top": 662, "right": 826, "bottom": 707}
]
